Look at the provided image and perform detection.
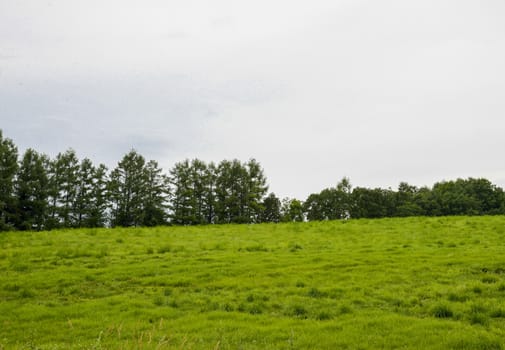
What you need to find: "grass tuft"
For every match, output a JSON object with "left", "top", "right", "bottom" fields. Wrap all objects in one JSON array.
[{"left": 432, "top": 304, "right": 453, "bottom": 318}]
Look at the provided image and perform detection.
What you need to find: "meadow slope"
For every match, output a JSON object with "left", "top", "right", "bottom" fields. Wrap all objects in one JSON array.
[{"left": 1, "top": 216, "right": 505, "bottom": 349}]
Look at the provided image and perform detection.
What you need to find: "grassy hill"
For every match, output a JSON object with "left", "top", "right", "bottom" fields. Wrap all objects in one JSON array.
[{"left": 1, "top": 216, "right": 505, "bottom": 349}]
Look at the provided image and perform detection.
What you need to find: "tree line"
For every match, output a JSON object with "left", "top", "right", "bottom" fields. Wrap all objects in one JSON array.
[{"left": 1, "top": 130, "right": 504, "bottom": 231}]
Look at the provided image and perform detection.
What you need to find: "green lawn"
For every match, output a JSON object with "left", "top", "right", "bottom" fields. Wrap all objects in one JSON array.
[{"left": 1, "top": 216, "right": 505, "bottom": 349}]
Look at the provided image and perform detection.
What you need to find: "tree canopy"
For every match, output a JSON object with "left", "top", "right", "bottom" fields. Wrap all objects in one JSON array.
[{"left": 0, "top": 129, "right": 504, "bottom": 231}]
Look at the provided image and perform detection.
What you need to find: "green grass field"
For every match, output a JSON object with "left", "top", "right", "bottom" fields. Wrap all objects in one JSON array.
[{"left": 1, "top": 216, "right": 505, "bottom": 349}]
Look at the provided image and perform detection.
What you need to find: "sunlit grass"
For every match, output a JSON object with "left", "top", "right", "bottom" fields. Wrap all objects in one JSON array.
[{"left": 1, "top": 216, "right": 505, "bottom": 349}]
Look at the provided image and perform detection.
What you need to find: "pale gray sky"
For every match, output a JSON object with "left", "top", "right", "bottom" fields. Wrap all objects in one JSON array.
[{"left": 1, "top": 0, "right": 505, "bottom": 199}]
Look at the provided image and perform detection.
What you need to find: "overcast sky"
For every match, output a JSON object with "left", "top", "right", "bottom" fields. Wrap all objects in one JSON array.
[{"left": 1, "top": 0, "right": 505, "bottom": 199}]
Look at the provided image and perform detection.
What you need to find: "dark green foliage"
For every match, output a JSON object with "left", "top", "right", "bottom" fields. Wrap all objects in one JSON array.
[
  {"left": 2, "top": 127, "right": 505, "bottom": 230},
  {"left": 303, "top": 177, "right": 352, "bottom": 221},
  {"left": 170, "top": 158, "right": 268, "bottom": 225},
  {"left": 108, "top": 150, "right": 168, "bottom": 227},
  {"left": 86, "top": 163, "right": 109, "bottom": 228},
  {"left": 428, "top": 178, "right": 504, "bottom": 216},
  {"left": 260, "top": 192, "right": 281, "bottom": 223},
  {"left": 0, "top": 130, "right": 18, "bottom": 230},
  {"left": 108, "top": 150, "right": 148, "bottom": 227},
  {"left": 15, "top": 149, "right": 49, "bottom": 231},
  {"left": 303, "top": 177, "right": 505, "bottom": 221},
  {"left": 169, "top": 159, "right": 209, "bottom": 225},
  {"left": 351, "top": 187, "right": 396, "bottom": 219},
  {"left": 73, "top": 158, "right": 95, "bottom": 227},
  {"left": 142, "top": 160, "right": 169, "bottom": 226}
]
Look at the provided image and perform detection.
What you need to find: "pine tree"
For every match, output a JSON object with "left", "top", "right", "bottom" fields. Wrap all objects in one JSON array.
[
  {"left": 15, "top": 149, "right": 49, "bottom": 230},
  {"left": 203, "top": 162, "right": 217, "bottom": 224},
  {"left": 190, "top": 159, "right": 208, "bottom": 225},
  {"left": 0, "top": 130, "right": 19, "bottom": 230},
  {"left": 59, "top": 150, "right": 80, "bottom": 227},
  {"left": 143, "top": 160, "right": 169, "bottom": 226},
  {"left": 245, "top": 159, "right": 268, "bottom": 222},
  {"left": 215, "top": 160, "right": 241, "bottom": 223},
  {"left": 108, "top": 150, "right": 147, "bottom": 227},
  {"left": 214, "top": 159, "right": 267, "bottom": 224},
  {"left": 46, "top": 150, "right": 80, "bottom": 228},
  {"left": 87, "top": 163, "right": 108, "bottom": 227},
  {"left": 169, "top": 160, "right": 194, "bottom": 225},
  {"left": 73, "top": 158, "right": 95, "bottom": 227}
]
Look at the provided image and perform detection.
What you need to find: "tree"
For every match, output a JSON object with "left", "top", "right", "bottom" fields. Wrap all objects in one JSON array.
[
  {"left": 429, "top": 178, "right": 505, "bottom": 216},
  {"left": 169, "top": 159, "right": 194, "bottom": 225},
  {"left": 73, "top": 158, "right": 97, "bottom": 227},
  {"left": 261, "top": 192, "right": 281, "bottom": 223},
  {"left": 215, "top": 160, "right": 247, "bottom": 223},
  {"left": 203, "top": 162, "right": 217, "bottom": 224},
  {"left": 15, "top": 149, "right": 49, "bottom": 230},
  {"left": 244, "top": 159, "right": 268, "bottom": 223},
  {"left": 303, "top": 193, "right": 324, "bottom": 221},
  {"left": 46, "top": 149, "right": 80, "bottom": 228},
  {"left": 58, "top": 150, "right": 80, "bottom": 227},
  {"left": 142, "top": 160, "right": 169, "bottom": 226},
  {"left": 350, "top": 187, "right": 393, "bottom": 219},
  {"left": 108, "top": 150, "right": 147, "bottom": 227},
  {"left": 189, "top": 159, "right": 209, "bottom": 225},
  {"left": 336, "top": 177, "right": 352, "bottom": 219},
  {"left": 0, "top": 130, "right": 19, "bottom": 230},
  {"left": 213, "top": 159, "right": 268, "bottom": 224},
  {"left": 394, "top": 182, "right": 424, "bottom": 217},
  {"left": 281, "top": 198, "right": 304, "bottom": 222},
  {"left": 86, "top": 163, "right": 108, "bottom": 227}
]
